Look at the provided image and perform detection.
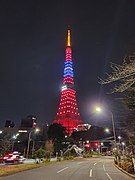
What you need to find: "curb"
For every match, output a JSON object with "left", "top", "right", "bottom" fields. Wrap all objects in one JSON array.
[{"left": 114, "top": 163, "right": 135, "bottom": 179}]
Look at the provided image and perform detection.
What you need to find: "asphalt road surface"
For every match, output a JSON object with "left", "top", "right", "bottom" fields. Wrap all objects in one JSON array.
[{"left": 0, "top": 157, "right": 133, "bottom": 180}]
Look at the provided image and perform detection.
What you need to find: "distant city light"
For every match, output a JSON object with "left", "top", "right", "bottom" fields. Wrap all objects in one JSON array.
[{"left": 18, "top": 130, "right": 28, "bottom": 133}]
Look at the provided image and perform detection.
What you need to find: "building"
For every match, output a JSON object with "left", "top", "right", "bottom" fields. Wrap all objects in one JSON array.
[
  {"left": 5, "top": 120, "right": 15, "bottom": 128},
  {"left": 53, "top": 27, "right": 82, "bottom": 135},
  {"left": 20, "top": 115, "right": 37, "bottom": 128}
]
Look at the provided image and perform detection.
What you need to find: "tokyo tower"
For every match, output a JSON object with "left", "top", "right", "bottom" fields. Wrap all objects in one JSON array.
[{"left": 53, "top": 27, "right": 82, "bottom": 135}]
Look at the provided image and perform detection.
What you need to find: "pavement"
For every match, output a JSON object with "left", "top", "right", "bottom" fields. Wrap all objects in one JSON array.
[{"left": 0, "top": 156, "right": 134, "bottom": 180}]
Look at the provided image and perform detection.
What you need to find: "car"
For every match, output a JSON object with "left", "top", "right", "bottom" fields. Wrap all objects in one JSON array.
[
  {"left": 4, "top": 151, "right": 22, "bottom": 164},
  {"left": 106, "top": 151, "right": 112, "bottom": 156},
  {"left": 5, "top": 153, "right": 20, "bottom": 164},
  {"left": 2, "top": 155, "right": 9, "bottom": 162}
]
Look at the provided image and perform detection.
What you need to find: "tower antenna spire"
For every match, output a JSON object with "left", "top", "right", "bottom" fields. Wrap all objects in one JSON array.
[{"left": 67, "top": 25, "right": 71, "bottom": 47}]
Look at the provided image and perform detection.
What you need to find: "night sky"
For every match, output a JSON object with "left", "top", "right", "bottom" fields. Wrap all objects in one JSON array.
[{"left": 0, "top": 0, "right": 135, "bottom": 128}]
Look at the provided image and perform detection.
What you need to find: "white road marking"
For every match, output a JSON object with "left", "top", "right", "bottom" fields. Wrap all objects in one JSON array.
[
  {"left": 103, "top": 164, "right": 106, "bottom": 171},
  {"left": 106, "top": 173, "right": 113, "bottom": 180},
  {"left": 94, "top": 163, "right": 97, "bottom": 166},
  {"left": 89, "top": 169, "right": 92, "bottom": 177},
  {"left": 57, "top": 167, "right": 69, "bottom": 173}
]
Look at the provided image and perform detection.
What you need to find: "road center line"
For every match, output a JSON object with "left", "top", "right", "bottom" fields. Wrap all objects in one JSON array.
[
  {"left": 103, "top": 164, "right": 106, "bottom": 171},
  {"left": 106, "top": 173, "right": 113, "bottom": 180},
  {"left": 89, "top": 169, "right": 92, "bottom": 177},
  {"left": 57, "top": 167, "right": 69, "bottom": 173},
  {"left": 94, "top": 163, "right": 97, "bottom": 166}
]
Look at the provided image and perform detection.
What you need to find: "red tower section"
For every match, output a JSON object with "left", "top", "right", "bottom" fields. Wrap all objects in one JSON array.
[{"left": 53, "top": 28, "right": 82, "bottom": 135}]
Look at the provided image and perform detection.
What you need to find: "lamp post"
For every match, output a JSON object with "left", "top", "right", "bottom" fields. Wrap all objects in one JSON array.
[
  {"left": 118, "top": 136, "right": 122, "bottom": 154},
  {"left": 12, "top": 136, "right": 16, "bottom": 151},
  {"left": 26, "top": 128, "right": 40, "bottom": 159},
  {"left": 11, "top": 133, "right": 19, "bottom": 151},
  {"left": 110, "top": 111, "right": 117, "bottom": 148},
  {"left": 122, "top": 142, "right": 125, "bottom": 157},
  {"left": 26, "top": 130, "right": 32, "bottom": 159},
  {"left": 95, "top": 107, "right": 117, "bottom": 148},
  {"left": 118, "top": 136, "right": 122, "bottom": 144}
]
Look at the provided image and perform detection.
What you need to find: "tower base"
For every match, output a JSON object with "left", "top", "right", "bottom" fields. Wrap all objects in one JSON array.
[{"left": 53, "top": 118, "right": 82, "bottom": 136}]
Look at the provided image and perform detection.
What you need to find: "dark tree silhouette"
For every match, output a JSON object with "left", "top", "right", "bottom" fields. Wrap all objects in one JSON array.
[{"left": 47, "top": 123, "right": 66, "bottom": 153}]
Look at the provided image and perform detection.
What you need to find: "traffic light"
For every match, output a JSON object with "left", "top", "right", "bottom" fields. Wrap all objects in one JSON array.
[{"left": 94, "top": 142, "right": 99, "bottom": 147}]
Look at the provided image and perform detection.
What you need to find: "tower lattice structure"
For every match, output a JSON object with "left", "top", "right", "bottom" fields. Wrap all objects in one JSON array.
[{"left": 53, "top": 27, "right": 82, "bottom": 135}]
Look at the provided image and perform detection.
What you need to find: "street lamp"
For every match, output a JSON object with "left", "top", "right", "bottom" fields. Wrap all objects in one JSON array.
[
  {"left": 12, "top": 133, "right": 19, "bottom": 151},
  {"left": 95, "top": 106, "right": 117, "bottom": 148},
  {"left": 26, "top": 128, "right": 40, "bottom": 159},
  {"left": 118, "top": 136, "right": 122, "bottom": 154},
  {"left": 122, "top": 142, "right": 125, "bottom": 157},
  {"left": 118, "top": 136, "right": 122, "bottom": 144},
  {"left": 95, "top": 107, "right": 101, "bottom": 112},
  {"left": 104, "top": 128, "right": 110, "bottom": 133}
]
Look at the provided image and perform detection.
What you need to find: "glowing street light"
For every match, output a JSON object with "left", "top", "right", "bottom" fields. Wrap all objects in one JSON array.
[
  {"left": 118, "top": 136, "right": 122, "bottom": 144},
  {"left": 12, "top": 135, "right": 17, "bottom": 140},
  {"left": 0, "top": 130, "right": 2, "bottom": 134},
  {"left": 12, "top": 133, "right": 19, "bottom": 151},
  {"left": 95, "top": 106, "right": 117, "bottom": 148},
  {"left": 104, "top": 128, "right": 110, "bottom": 133},
  {"left": 95, "top": 107, "right": 101, "bottom": 112},
  {"left": 122, "top": 142, "right": 125, "bottom": 156}
]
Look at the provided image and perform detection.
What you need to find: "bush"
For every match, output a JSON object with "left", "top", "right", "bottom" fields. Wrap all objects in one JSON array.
[
  {"left": 125, "top": 162, "right": 134, "bottom": 173},
  {"left": 83, "top": 154, "right": 87, "bottom": 158},
  {"left": 57, "top": 157, "right": 61, "bottom": 161},
  {"left": 64, "top": 148, "right": 77, "bottom": 157},
  {"left": 33, "top": 148, "right": 46, "bottom": 163},
  {"left": 68, "top": 156, "right": 74, "bottom": 160},
  {"left": 118, "top": 161, "right": 122, "bottom": 168},
  {"left": 45, "top": 151, "right": 51, "bottom": 161},
  {"left": 64, "top": 156, "right": 74, "bottom": 160},
  {"left": 33, "top": 148, "right": 51, "bottom": 162},
  {"left": 118, "top": 159, "right": 134, "bottom": 174},
  {"left": 83, "top": 154, "right": 92, "bottom": 158}
]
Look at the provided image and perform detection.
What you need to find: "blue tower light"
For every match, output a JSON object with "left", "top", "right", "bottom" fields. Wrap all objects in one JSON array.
[
  {"left": 64, "top": 61, "right": 73, "bottom": 66},
  {"left": 64, "top": 72, "right": 74, "bottom": 77}
]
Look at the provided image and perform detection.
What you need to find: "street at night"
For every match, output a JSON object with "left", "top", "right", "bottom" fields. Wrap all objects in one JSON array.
[
  {"left": 0, "top": 157, "right": 133, "bottom": 180},
  {"left": 0, "top": 0, "right": 135, "bottom": 179}
]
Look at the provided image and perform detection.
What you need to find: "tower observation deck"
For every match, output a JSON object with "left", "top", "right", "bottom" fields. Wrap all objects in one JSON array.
[{"left": 53, "top": 27, "right": 82, "bottom": 135}]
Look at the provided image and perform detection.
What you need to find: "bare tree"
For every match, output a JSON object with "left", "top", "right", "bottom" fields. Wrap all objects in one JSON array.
[
  {"left": 99, "top": 53, "right": 135, "bottom": 151},
  {"left": 99, "top": 54, "right": 135, "bottom": 93},
  {"left": 45, "top": 140, "right": 54, "bottom": 153},
  {"left": 0, "top": 133, "right": 11, "bottom": 155}
]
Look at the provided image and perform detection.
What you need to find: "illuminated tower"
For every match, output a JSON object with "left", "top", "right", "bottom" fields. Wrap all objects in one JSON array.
[{"left": 53, "top": 27, "right": 82, "bottom": 135}]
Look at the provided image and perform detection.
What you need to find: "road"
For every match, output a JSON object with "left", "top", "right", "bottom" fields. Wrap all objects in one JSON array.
[{"left": 0, "top": 157, "right": 133, "bottom": 180}]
